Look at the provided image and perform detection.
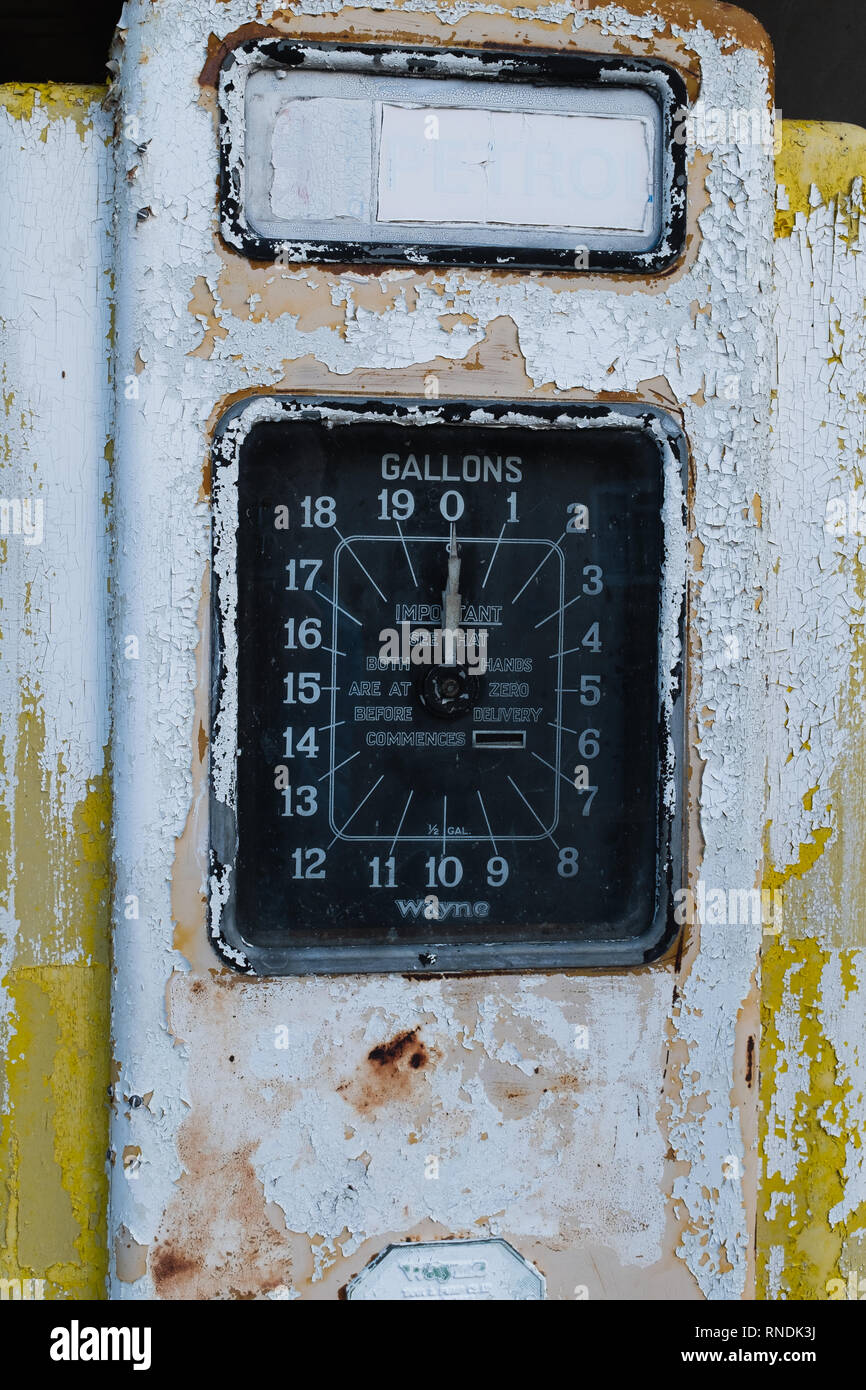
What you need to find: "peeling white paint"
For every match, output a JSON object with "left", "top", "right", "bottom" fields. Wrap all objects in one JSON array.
[
  {"left": 0, "top": 95, "right": 112, "bottom": 825},
  {"left": 0, "top": 89, "right": 112, "bottom": 992},
  {"left": 823, "top": 956, "right": 866, "bottom": 1226},
  {"left": 768, "top": 181, "right": 866, "bottom": 874},
  {"left": 764, "top": 174, "right": 866, "bottom": 1260}
]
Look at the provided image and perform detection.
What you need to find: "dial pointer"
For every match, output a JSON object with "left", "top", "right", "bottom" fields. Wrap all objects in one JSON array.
[{"left": 442, "top": 522, "right": 461, "bottom": 666}]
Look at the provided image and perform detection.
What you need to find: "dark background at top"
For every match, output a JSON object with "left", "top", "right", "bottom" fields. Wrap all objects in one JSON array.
[{"left": 0, "top": 0, "right": 863, "bottom": 126}]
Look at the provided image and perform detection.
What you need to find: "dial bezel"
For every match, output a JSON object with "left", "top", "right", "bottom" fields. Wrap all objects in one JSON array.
[{"left": 209, "top": 395, "right": 688, "bottom": 975}]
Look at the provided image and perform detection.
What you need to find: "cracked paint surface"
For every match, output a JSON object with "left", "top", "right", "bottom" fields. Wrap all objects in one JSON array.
[
  {"left": 105, "top": 0, "right": 778, "bottom": 1301},
  {"left": 0, "top": 87, "right": 113, "bottom": 1298},
  {"left": 759, "top": 127, "right": 866, "bottom": 1300}
]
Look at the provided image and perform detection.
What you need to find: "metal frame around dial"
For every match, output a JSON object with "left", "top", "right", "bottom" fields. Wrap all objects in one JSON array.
[{"left": 209, "top": 396, "right": 688, "bottom": 975}]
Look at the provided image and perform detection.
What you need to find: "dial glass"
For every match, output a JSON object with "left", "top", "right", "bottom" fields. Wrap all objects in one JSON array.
[{"left": 210, "top": 399, "right": 684, "bottom": 973}]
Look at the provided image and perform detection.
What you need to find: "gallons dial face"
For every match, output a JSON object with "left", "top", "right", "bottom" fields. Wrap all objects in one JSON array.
[{"left": 211, "top": 401, "right": 683, "bottom": 973}]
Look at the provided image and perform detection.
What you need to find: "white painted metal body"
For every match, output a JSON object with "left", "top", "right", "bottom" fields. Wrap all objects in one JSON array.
[{"left": 108, "top": 0, "right": 775, "bottom": 1299}]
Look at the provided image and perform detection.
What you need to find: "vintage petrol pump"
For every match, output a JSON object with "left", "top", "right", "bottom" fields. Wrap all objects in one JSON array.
[{"left": 4, "top": 0, "right": 863, "bottom": 1305}]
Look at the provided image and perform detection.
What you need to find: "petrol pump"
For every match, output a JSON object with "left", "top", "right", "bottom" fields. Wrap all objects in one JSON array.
[{"left": 2, "top": 0, "right": 864, "bottom": 1304}]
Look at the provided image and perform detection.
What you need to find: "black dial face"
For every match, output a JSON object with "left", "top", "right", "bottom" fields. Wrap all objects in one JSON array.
[{"left": 211, "top": 401, "right": 683, "bottom": 973}]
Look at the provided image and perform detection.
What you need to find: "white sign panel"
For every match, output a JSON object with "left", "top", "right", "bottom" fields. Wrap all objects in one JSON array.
[
  {"left": 271, "top": 97, "right": 373, "bottom": 222},
  {"left": 377, "top": 104, "right": 654, "bottom": 231}
]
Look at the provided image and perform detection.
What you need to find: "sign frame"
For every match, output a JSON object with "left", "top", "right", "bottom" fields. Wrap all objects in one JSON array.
[{"left": 218, "top": 40, "right": 688, "bottom": 274}]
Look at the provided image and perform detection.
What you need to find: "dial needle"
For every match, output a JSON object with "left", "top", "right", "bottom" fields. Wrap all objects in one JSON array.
[{"left": 441, "top": 522, "right": 461, "bottom": 666}]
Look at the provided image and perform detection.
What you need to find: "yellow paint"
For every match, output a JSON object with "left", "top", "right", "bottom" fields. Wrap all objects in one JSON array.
[
  {"left": 0, "top": 84, "right": 107, "bottom": 140},
  {"left": 0, "top": 695, "right": 111, "bottom": 1298},
  {"left": 757, "top": 938, "right": 862, "bottom": 1299},
  {"left": 763, "top": 824, "right": 833, "bottom": 891},
  {"left": 775, "top": 121, "right": 866, "bottom": 239}
]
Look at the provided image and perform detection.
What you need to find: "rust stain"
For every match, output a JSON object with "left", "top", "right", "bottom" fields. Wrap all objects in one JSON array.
[
  {"left": 151, "top": 1133, "right": 295, "bottom": 1300},
  {"left": 200, "top": 22, "right": 282, "bottom": 87},
  {"left": 368, "top": 1029, "right": 427, "bottom": 1068},
  {"left": 337, "top": 1029, "right": 436, "bottom": 1113},
  {"left": 151, "top": 1245, "right": 202, "bottom": 1289},
  {"left": 729, "top": 967, "right": 760, "bottom": 1298}
]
